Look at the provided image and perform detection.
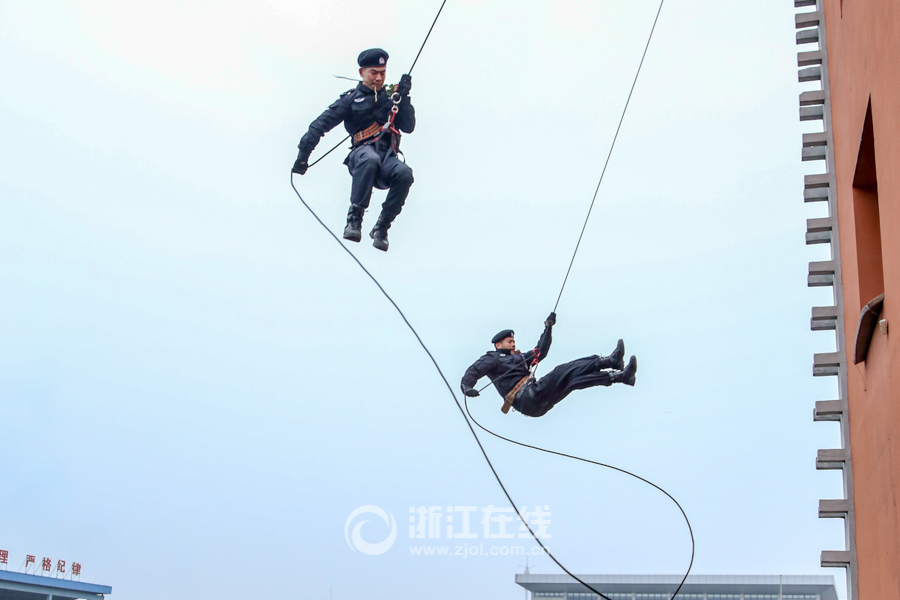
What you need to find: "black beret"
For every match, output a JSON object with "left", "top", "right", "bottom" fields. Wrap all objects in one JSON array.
[
  {"left": 492, "top": 329, "right": 515, "bottom": 345},
  {"left": 358, "top": 48, "right": 389, "bottom": 68}
]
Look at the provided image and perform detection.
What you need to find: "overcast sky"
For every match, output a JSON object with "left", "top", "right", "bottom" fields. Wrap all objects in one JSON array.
[{"left": 0, "top": 1, "right": 843, "bottom": 599}]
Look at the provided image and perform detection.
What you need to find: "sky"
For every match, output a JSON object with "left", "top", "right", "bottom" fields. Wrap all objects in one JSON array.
[{"left": 0, "top": 1, "right": 844, "bottom": 599}]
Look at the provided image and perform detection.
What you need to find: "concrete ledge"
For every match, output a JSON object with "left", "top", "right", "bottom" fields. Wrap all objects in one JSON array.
[
  {"left": 798, "top": 50, "right": 824, "bottom": 66},
  {"left": 808, "top": 260, "right": 836, "bottom": 289},
  {"left": 806, "top": 231, "right": 831, "bottom": 245},
  {"left": 804, "top": 187, "right": 829, "bottom": 202},
  {"left": 805, "top": 173, "right": 830, "bottom": 188},
  {"left": 813, "top": 351, "right": 842, "bottom": 376},
  {"left": 819, "top": 498, "right": 850, "bottom": 518},
  {"left": 809, "top": 260, "right": 836, "bottom": 272},
  {"left": 800, "top": 106, "right": 825, "bottom": 121},
  {"left": 807, "top": 216, "right": 834, "bottom": 232},
  {"left": 796, "top": 11, "right": 822, "bottom": 28},
  {"left": 817, "top": 448, "right": 849, "bottom": 470},
  {"left": 797, "top": 28, "right": 820, "bottom": 45},
  {"left": 803, "top": 146, "right": 827, "bottom": 161},
  {"left": 809, "top": 274, "right": 835, "bottom": 287},
  {"left": 806, "top": 216, "right": 833, "bottom": 245},
  {"left": 821, "top": 550, "right": 852, "bottom": 568},
  {"left": 803, "top": 132, "right": 828, "bottom": 147},
  {"left": 814, "top": 399, "right": 843, "bottom": 421},
  {"left": 800, "top": 90, "right": 826, "bottom": 106},
  {"left": 799, "top": 66, "right": 823, "bottom": 83},
  {"left": 811, "top": 305, "right": 838, "bottom": 331}
]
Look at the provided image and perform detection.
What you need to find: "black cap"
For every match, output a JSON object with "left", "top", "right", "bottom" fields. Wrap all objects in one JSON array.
[
  {"left": 358, "top": 48, "right": 389, "bottom": 68},
  {"left": 492, "top": 329, "right": 515, "bottom": 345}
]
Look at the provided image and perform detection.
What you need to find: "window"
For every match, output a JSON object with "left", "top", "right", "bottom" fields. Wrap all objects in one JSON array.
[{"left": 852, "top": 100, "right": 884, "bottom": 308}]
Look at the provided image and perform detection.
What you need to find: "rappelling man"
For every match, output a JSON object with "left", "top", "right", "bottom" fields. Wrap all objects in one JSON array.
[
  {"left": 460, "top": 313, "right": 638, "bottom": 417},
  {"left": 292, "top": 48, "right": 415, "bottom": 252}
]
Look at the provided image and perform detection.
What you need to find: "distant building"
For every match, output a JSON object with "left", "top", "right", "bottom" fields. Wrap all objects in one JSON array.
[
  {"left": 0, "top": 569, "right": 112, "bottom": 599},
  {"left": 514, "top": 574, "right": 837, "bottom": 600},
  {"left": 793, "top": 1, "right": 900, "bottom": 600}
]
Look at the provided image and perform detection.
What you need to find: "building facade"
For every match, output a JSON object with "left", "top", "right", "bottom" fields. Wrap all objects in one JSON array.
[
  {"left": 794, "top": 1, "right": 900, "bottom": 600},
  {"left": 514, "top": 574, "right": 837, "bottom": 600}
]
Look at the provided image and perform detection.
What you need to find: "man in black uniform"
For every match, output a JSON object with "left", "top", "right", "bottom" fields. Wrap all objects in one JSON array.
[
  {"left": 292, "top": 48, "right": 415, "bottom": 252},
  {"left": 460, "top": 313, "right": 638, "bottom": 417}
]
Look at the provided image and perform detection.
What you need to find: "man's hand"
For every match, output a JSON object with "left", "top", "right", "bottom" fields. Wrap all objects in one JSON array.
[
  {"left": 292, "top": 157, "right": 309, "bottom": 175},
  {"left": 463, "top": 388, "right": 480, "bottom": 398},
  {"left": 397, "top": 73, "right": 412, "bottom": 96},
  {"left": 544, "top": 312, "right": 557, "bottom": 327}
]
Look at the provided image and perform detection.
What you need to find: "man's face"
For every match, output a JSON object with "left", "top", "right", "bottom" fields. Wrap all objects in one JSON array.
[
  {"left": 359, "top": 66, "right": 386, "bottom": 90},
  {"left": 494, "top": 336, "right": 516, "bottom": 352}
]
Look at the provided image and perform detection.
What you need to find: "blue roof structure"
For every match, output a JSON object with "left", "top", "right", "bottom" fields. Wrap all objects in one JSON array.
[{"left": 0, "top": 569, "right": 112, "bottom": 599}]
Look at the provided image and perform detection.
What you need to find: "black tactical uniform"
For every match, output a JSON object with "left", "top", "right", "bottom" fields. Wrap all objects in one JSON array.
[
  {"left": 293, "top": 48, "right": 415, "bottom": 251},
  {"left": 460, "top": 316, "right": 637, "bottom": 418}
]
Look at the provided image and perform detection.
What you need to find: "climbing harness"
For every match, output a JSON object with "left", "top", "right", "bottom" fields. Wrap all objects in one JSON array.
[
  {"left": 290, "top": 2, "right": 694, "bottom": 599},
  {"left": 352, "top": 122, "right": 383, "bottom": 145},
  {"left": 500, "top": 348, "right": 541, "bottom": 413},
  {"left": 503, "top": 374, "right": 530, "bottom": 414}
]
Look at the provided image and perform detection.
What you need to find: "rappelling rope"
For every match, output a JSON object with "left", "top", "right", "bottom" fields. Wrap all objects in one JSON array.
[
  {"left": 466, "top": 6, "right": 695, "bottom": 591},
  {"left": 306, "top": 0, "right": 447, "bottom": 169},
  {"left": 291, "top": 177, "right": 613, "bottom": 599},
  {"left": 553, "top": 0, "right": 666, "bottom": 314},
  {"left": 463, "top": 398, "right": 695, "bottom": 600},
  {"left": 291, "top": 2, "right": 692, "bottom": 598},
  {"left": 292, "top": 176, "right": 664, "bottom": 600},
  {"left": 476, "top": 0, "right": 666, "bottom": 391}
]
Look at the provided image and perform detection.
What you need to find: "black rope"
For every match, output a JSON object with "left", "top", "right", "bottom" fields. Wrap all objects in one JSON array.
[
  {"left": 306, "top": 0, "right": 447, "bottom": 170},
  {"left": 464, "top": 395, "right": 695, "bottom": 599},
  {"left": 409, "top": 0, "right": 447, "bottom": 75},
  {"left": 478, "top": 0, "right": 667, "bottom": 395},
  {"left": 291, "top": 1, "right": 693, "bottom": 598},
  {"left": 308, "top": 135, "right": 350, "bottom": 168},
  {"left": 553, "top": 0, "right": 666, "bottom": 313},
  {"left": 291, "top": 176, "right": 614, "bottom": 600}
]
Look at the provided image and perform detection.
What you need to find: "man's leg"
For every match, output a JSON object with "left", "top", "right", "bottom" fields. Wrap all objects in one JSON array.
[
  {"left": 522, "top": 353, "right": 637, "bottom": 417},
  {"left": 370, "top": 154, "right": 413, "bottom": 251},
  {"left": 345, "top": 145, "right": 381, "bottom": 242},
  {"left": 531, "top": 356, "right": 611, "bottom": 414}
]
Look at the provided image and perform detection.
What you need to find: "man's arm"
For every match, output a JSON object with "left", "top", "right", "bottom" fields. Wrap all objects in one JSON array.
[
  {"left": 460, "top": 355, "right": 491, "bottom": 397},
  {"left": 523, "top": 313, "right": 555, "bottom": 364},
  {"left": 395, "top": 96, "right": 416, "bottom": 134},
  {"left": 296, "top": 93, "right": 352, "bottom": 163}
]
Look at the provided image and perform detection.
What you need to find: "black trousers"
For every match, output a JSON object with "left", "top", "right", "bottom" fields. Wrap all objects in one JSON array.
[
  {"left": 513, "top": 355, "right": 612, "bottom": 418},
  {"left": 346, "top": 143, "right": 414, "bottom": 224}
]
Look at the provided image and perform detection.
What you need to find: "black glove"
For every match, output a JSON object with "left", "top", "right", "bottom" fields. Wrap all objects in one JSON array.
[
  {"left": 397, "top": 73, "right": 412, "bottom": 96},
  {"left": 463, "top": 388, "right": 480, "bottom": 398},
  {"left": 544, "top": 312, "right": 556, "bottom": 327},
  {"left": 292, "top": 156, "right": 308, "bottom": 175}
]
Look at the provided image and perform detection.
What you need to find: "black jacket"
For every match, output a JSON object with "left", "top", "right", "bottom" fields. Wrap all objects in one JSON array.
[
  {"left": 460, "top": 325, "right": 553, "bottom": 398},
  {"left": 297, "top": 83, "right": 416, "bottom": 160}
]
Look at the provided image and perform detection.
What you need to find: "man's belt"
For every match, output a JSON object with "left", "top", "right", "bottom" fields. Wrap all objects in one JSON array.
[
  {"left": 502, "top": 375, "right": 532, "bottom": 414},
  {"left": 352, "top": 122, "right": 383, "bottom": 145}
]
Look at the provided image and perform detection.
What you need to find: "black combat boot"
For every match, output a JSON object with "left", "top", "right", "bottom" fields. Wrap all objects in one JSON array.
[
  {"left": 598, "top": 339, "right": 625, "bottom": 370},
  {"left": 611, "top": 355, "right": 637, "bottom": 386},
  {"left": 343, "top": 205, "right": 364, "bottom": 242},
  {"left": 370, "top": 214, "right": 391, "bottom": 252}
]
